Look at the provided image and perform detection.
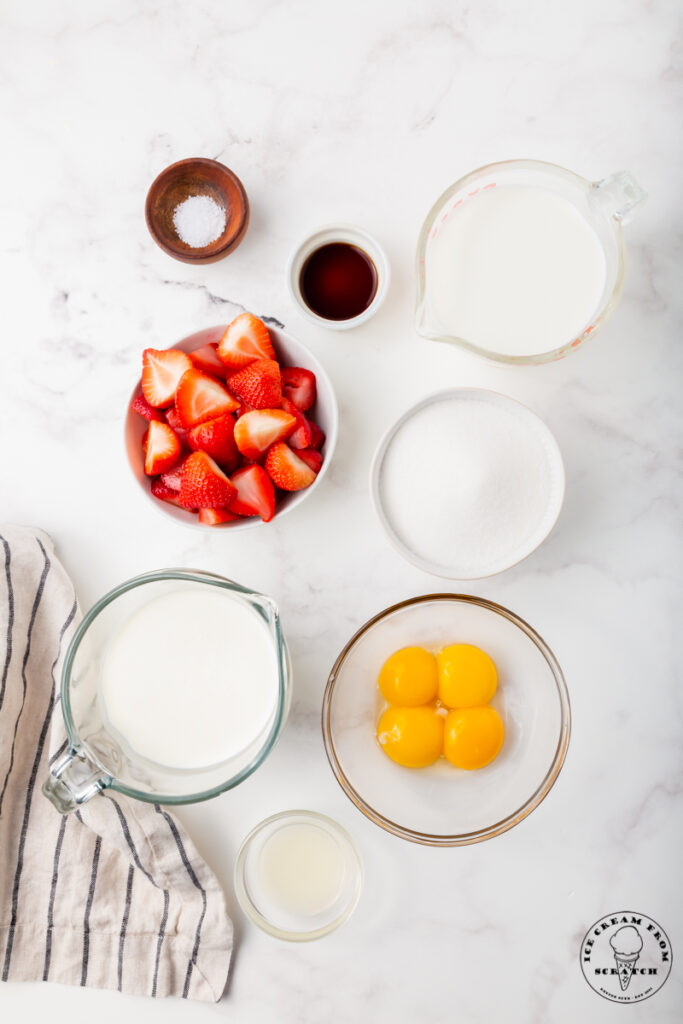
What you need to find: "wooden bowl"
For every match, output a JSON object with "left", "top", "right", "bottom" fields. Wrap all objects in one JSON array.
[{"left": 145, "top": 158, "right": 249, "bottom": 264}]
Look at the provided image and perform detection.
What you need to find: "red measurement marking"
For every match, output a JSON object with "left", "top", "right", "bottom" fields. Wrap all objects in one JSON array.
[{"left": 483, "top": 182, "right": 497, "bottom": 189}]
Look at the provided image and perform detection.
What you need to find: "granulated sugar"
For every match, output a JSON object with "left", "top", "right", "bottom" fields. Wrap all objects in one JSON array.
[
  {"left": 378, "top": 392, "right": 564, "bottom": 577},
  {"left": 173, "top": 195, "right": 226, "bottom": 248}
]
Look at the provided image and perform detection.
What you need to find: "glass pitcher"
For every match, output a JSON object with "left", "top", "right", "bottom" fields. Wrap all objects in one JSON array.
[
  {"left": 42, "top": 569, "right": 291, "bottom": 813},
  {"left": 415, "top": 159, "right": 646, "bottom": 365}
]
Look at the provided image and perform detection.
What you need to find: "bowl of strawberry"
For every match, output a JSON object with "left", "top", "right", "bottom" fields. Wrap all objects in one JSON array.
[{"left": 125, "top": 313, "right": 337, "bottom": 528}]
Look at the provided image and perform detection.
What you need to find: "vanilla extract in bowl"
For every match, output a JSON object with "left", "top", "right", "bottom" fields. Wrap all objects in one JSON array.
[{"left": 299, "top": 242, "right": 378, "bottom": 321}]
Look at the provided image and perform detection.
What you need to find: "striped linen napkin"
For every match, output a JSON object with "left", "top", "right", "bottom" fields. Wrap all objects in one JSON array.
[{"left": 0, "top": 524, "right": 233, "bottom": 1001}]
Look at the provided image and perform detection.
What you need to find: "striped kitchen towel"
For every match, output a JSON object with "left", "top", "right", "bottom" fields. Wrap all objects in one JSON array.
[{"left": 0, "top": 525, "right": 233, "bottom": 1001}]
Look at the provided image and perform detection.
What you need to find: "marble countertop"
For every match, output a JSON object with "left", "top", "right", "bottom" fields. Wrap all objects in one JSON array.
[{"left": 1, "top": 0, "right": 681, "bottom": 1021}]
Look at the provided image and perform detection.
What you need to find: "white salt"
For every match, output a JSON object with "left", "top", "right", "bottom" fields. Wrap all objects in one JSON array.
[
  {"left": 378, "top": 393, "right": 564, "bottom": 577},
  {"left": 173, "top": 194, "right": 226, "bottom": 248}
]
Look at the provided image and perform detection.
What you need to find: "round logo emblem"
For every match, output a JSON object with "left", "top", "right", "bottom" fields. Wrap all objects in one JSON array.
[{"left": 580, "top": 911, "right": 672, "bottom": 1003}]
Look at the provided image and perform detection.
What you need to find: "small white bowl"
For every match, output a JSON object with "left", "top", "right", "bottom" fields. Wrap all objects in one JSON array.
[
  {"left": 370, "top": 389, "right": 565, "bottom": 579},
  {"left": 286, "top": 223, "right": 390, "bottom": 330},
  {"left": 124, "top": 323, "right": 338, "bottom": 531}
]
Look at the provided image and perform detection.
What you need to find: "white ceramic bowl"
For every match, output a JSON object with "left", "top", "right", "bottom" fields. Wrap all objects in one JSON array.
[
  {"left": 286, "top": 223, "right": 390, "bottom": 330},
  {"left": 370, "top": 388, "right": 565, "bottom": 578},
  {"left": 125, "top": 323, "right": 338, "bottom": 530}
]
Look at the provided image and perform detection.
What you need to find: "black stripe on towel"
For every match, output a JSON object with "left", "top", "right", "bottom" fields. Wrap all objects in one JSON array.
[
  {"left": 154, "top": 804, "right": 207, "bottom": 999},
  {"left": 117, "top": 865, "right": 135, "bottom": 991},
  {"left": 0, "top": 539, "right": 50, "bottom": 817},
  {"left": 43, "top": 814, "right": 68, "bottom": 980},
  {"left": 0, "top": 535, "right": 14, "bottom": 711},
  {"left": 151, "top": 889, "right": 170, "bottom": 998},
  {"left": 103, "top": 794, "right": 159, "bottom": 888},
  {"left": 48, "top": 737, "right": 68, "bottom": 767},
  {"left": 1, "top": 590, "right": 74, "bottom": 981},
  {"left": 80, "top": 835, "right": 102, "bottom": 986}
]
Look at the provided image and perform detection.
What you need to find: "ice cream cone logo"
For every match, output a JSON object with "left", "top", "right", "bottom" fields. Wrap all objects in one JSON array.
[
  {"left": 580, "top": 911, "right": 672, "bottom": 1003},
  {"left": 609, "top": 926, "right": 643, "bottom": 991}
]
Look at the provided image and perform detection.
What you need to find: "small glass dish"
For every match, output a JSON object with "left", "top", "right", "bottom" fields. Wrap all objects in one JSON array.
[
  {"left": 234, "top": 810, "right": 363, "bottom": 941},
  {"left": 287, "top": 224, "right": 390, "bottom": 330},
  {"left": 42, "top": 569, "right": 291, "bottom": 813},
  {"left": 322, "top": 594, "right": 570, "bottom": 846},
  {"left": 415, "top": 158, "right": 646, "bottom": 364}
]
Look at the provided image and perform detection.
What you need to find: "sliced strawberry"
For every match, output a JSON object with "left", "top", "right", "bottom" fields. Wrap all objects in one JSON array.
[
  {"left": 131, "top": 392, "right": 164, "bottom": 422},
  {"left": 142, "top": 348, "right": 193, "bottom": 408},
  {"left": 229, "top": 465, "right": 276, "bottom": 522},
  {"left": 175, "top": 368, "right": 239, "bottom": 428},
  {"left": 228, "top": 359, "right": 281, "bottom": 410},
  {"left": 143, "top": 421, "right": 182, "bottom": 476},
  {"left": 234, "top": 409, "right": 297, "bottom": 460},
  {"left": 297, "top": 448, "right": 324, "bottom": 474},
  {"left": 265, "top": 443, "right": 318, "bottom": 491},
  {"left": 308, "top": 420, "right": 326, "bottom": 451},
  {"left": 164, "top": 406, "right": 190, "bottom": 449},
  {"left": 280, "top": 397, "right": 313, "bottom": 450},
  {"left": 179, "top": 452, "right": 237, "bottom": 509},
  {"left": 160, "top": 454, "right": 189, "bottom": 491},
  {"left": 188, "top": 413, "right": 238, "bottom": 470},
  {"left": 281, "top": 366, "right": 317, "bottom": 412},
  {"left": 151, "top": 479, "right": 186, "bottom": 508},
  {"left": 198, "top": 507, "right": 241, "bottom": 525},
  {"left": 235, "top": 400, "right": 254, "bottom": 419},
  {"left": 190, "top": 343, "right": 228, "bottom": 378},
  {"left": 217, "top": 313, "right": 275, "bottom": 370}
]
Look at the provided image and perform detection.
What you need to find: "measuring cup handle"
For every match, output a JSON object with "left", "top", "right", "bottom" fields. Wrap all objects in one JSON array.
[
  {"left": 42, "top": 748, "right": 112, "bottom": 813},
  {"left": 593, "top": 171, "right": 647, "bottom": 224}
]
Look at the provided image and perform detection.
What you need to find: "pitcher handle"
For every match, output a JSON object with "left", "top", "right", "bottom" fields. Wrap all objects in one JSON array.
[
  {"left": 42, "top": 748, "right": 112, "bottom": 813},
  {"left": 592, "top": 171, "right": 647, "bottom": 224}
]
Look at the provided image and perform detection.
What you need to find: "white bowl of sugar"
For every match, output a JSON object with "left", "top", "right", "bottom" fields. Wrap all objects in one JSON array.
[{"left": 370, "top": 389, "right": 565, "bottom": 579}]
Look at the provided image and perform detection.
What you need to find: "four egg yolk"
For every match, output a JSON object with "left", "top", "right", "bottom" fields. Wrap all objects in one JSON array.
[
  {"left": 376, "top": 643, "right": 504, "bottom": 770},
  {"left": 377, "top": 706, "right": 444, "bottom": 768},
  {"left": 443, "top": 706, "right": 505, "bottom": 770},
  {"left": 378, "top": 646, "right": 438, "bottom": 706}
]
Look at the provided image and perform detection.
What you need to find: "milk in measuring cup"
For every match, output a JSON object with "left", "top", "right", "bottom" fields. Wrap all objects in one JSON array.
[
  {"left": 427, "top": 184, "right": 607, "bottom": 357},
  {"left": 100, "top": 588, "right": 279, "bottom": 769}
]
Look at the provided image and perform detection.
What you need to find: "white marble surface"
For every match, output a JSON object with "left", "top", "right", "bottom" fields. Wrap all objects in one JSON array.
[{"left": 1, "top": 0, "right": 681, "bottom": 1020}]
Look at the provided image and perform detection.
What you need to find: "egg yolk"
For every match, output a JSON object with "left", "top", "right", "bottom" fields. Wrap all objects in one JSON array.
[
  {"left": 378, "top": 646, "right": 438, "bottom": 707},
  {"left": 377, "top": 706, "right": 443, "bottom": 768},
  {"left": 437, "top": 644, "right": 497, "bottom": 708},
  {"left": 443, "top": 706, "right": 504, "bottom": 770}
]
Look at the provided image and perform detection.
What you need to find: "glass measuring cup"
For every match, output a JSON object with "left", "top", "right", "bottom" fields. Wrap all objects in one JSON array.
[
  {"left": 415, "top": 159, "right": 646, "bottom": 364},
  {"left": 42, "top": 569, "right": 291, "bottom": 813}
]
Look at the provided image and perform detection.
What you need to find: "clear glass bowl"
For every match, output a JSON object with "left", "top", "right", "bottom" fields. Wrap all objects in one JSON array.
[
  {"left": 42, "top": 569, "right": 291, "bottom": 812},
  {"left": 234, "top": 810, "right": 363, "bottom": 941},
  {"left": 415, "top": 159, "right": 646, "bottom": 364},
  {"left": 322, "top": 594, "right": 570, "bottom": 846}
]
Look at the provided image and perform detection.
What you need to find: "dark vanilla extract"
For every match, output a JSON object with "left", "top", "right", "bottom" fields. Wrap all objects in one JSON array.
[{"left": 300, "top": 242, "right": 377, "bottom": 321}]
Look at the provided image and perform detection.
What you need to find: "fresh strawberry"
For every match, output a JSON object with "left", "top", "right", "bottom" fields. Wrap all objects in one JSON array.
[
  {"left": 141, "top": 348, "right": 193, "bottom": 408},
  {"left": 281, "top": 366, "right": 317, "bottom": 412},
  {"left": 160, "top": 454, "right": 189, "bottom": 491},
  {"left": 265, "top": 443, "right": 318, "bottom": 491},
  {"left": 228, "top": 359, "right": 281, "bottom": 410},
  {"left": 198, "top": 507, "right": 241, "bottom": 525},
  {"left": 143, "top": 421, "right": 182, "bottom": 476},
  {"left": 217, "top": 313, "right": 275, "bottom": 370},
  {"left": 229, "top": 465, "right": 276, "bottom": 522},
  {"left": 235, "top": 400, "right": 254, "bottom": 418},
  {"left": 175, "top": 368, "right": 239, "bottom": 428},
  {"left": 151, "top": 479, "right": 186, "bottom": 508},
  {"left": 188, "top": 413, "right": 238, "bottom": 470},
  {"left": 280, "top": 397, "right": 313, "bottom": 449},
  {"left": 179, "top": 452, "right": 237, "bottom": 509},
  {"left": 308, "top": 420, "right": 326, "bottom": 450},
  {"left": 296, "top": 448, "right": 324, "bottom": 474},
  {"left": 164, "top": 406, "right": 190, "bottom": 449},
  {"left": 131, "top": 392, "right": 164, "bottom": 422},
  {"left": 233, "top": 409, "right": 297, "bottom": 460},
  {"left": 190, "top": 343, "right": 228, "bottom": 378}
]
